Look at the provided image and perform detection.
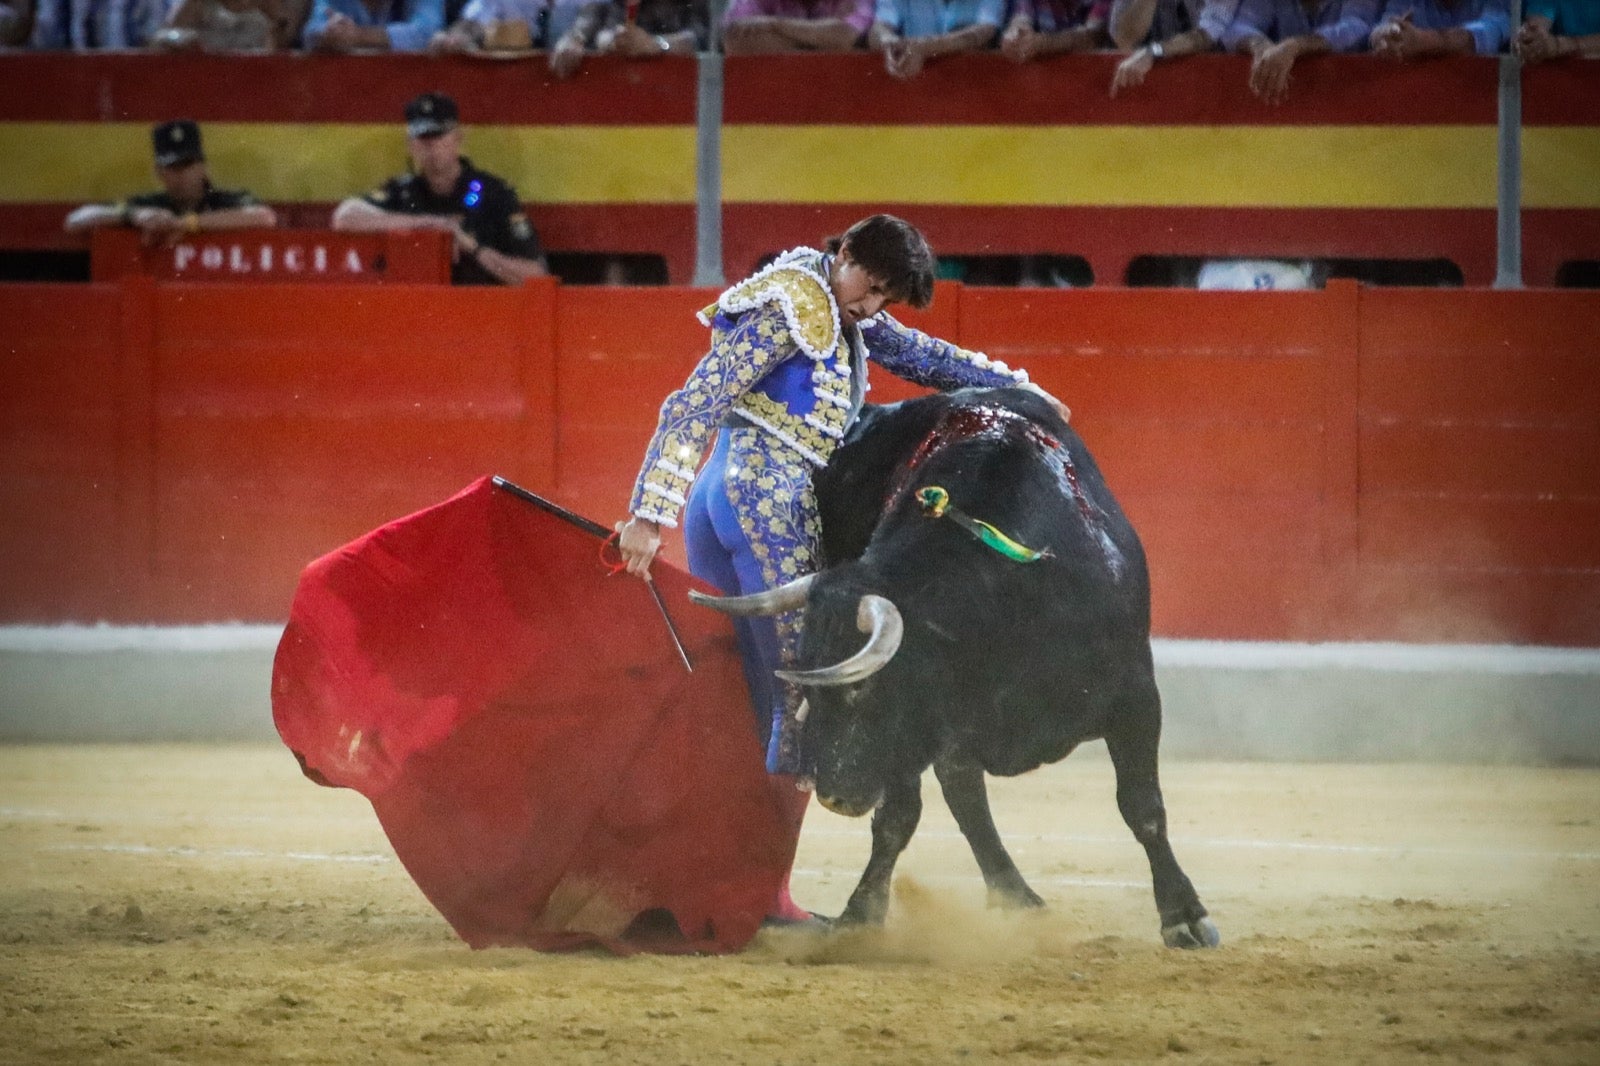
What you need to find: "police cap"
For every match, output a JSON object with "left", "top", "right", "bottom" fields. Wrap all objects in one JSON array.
[
  {"left": 152, "top": 120, "right": 204, "bottom": 167},
  {"left": 404, "top": 92, "right": 460, "bottom": 138}
]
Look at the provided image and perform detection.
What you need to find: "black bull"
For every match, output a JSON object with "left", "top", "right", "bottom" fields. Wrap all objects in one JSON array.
[{"left": 692, "top": 387, "right": 1219, "bottom": 948}]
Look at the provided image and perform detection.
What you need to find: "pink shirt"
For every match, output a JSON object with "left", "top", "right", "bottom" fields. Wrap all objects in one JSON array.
[{"left": 724, "top": 0, "right": 876, "bottom": 36}]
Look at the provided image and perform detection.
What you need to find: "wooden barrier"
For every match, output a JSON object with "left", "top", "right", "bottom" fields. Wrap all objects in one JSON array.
[{"left": 1, "top": 279, "right": 1596, "bottom": 644}]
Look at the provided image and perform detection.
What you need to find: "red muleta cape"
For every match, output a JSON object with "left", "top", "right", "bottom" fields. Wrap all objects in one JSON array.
[{"left": 271, "top": 476, "right": 790, "bottom": 954}]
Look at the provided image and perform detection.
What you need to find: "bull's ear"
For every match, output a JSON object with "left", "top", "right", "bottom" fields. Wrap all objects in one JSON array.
[{"left": 688, "top": 574, "right": 814, "bottom": 616}]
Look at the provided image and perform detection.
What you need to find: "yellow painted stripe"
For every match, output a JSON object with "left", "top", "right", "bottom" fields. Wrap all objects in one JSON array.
[
  {"left": 4, "top": 121, "right": 1597, "bottom": 210},
  {"left": 1524, "top": 127, "right": 1600, "bottom": 210},
  {"left": 724, "top": 125, "right": 1506, "bottom": 209},
  {"left": 0, "top": 123, "right": 696, "bottom": 204}
]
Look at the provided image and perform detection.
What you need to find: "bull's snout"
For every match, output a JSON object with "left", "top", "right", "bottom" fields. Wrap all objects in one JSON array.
[{"left": 815, "top": 790, "right": 881, "bottom": 819}]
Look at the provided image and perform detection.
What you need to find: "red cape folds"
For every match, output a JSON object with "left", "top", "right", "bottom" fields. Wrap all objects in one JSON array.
[{"left": 271, "top": 476, "right": 790, "bottom": 954}]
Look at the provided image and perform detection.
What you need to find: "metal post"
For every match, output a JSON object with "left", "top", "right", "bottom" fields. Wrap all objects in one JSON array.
[
  {"left": 691, "top": 0, "right": 728, "bottom": 287},
  {"left": 692, "top": 52, "right": 724, "bottom": 287},
  {"left": 1494, "top": 0, "right": 1524, "bottom": 289}
]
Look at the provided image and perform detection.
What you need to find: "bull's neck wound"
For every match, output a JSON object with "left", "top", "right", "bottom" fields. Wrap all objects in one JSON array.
[{"left": 881, "top": 404, "right": 1063, "bottom": 521}]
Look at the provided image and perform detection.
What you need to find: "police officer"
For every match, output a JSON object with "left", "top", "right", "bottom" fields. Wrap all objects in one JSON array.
[
  {"left": 64, "top": 120, "right": 277, "bottom": 245},
  {"left": 331, "top": 92, "right": 548, "bottom": 286}
]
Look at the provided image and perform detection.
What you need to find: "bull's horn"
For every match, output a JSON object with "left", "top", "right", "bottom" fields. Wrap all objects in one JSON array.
[
  {"left": 775, "top": 595, "right": 903, "bottom": 687},
  {"left": 688, "top": 574, "right": 815, "bottom": 616}
]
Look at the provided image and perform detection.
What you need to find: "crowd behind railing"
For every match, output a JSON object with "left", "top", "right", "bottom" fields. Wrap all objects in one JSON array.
[
  {"left": 12, "top": 0, "right": 1600, "bottom": 289},
  {"left": 5, "top": 0, "right": 1598, "bottom": 89}
]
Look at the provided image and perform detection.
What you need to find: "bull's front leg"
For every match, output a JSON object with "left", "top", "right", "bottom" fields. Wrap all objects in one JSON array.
[
  {"left": 933, "top": 754, "right": 1044, "bottom": 910},
  {"left": 1105, "top": 701, "right": 1220, "bottom": 950},
  {"left": 836, "top": 773, "right": 922, "bottom": 926}
]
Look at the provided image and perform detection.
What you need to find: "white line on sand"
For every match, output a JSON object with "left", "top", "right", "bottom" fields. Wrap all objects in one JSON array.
[
  {"left": 39, "top": 842, "right": 1143, "bottom": 889},
  {"left": 5, "top": 624, "right": 1600, "bottom": 676},
  {"left": 47, "top": 843, "right": 391, "bottom": 863},
  {"left": 40, "top": 833, "right": 1600, "bottom": 865},
  {"left": 804, "top": 828, "right": 1600, "bottom": 862}
]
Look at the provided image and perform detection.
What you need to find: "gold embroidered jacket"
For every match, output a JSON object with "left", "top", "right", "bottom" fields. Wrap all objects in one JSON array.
[{"left": 629, "top": 247, "right": 1029, "bottom": 528}]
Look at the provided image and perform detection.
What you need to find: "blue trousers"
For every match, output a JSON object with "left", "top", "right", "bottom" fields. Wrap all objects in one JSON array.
[{"left": 683, "top": 428, "right": 818, "bottom": 774}]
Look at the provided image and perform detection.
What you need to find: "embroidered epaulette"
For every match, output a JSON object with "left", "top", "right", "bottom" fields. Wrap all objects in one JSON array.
[{"left": 699, "top": 248, "right": 840, "bottom": 362}]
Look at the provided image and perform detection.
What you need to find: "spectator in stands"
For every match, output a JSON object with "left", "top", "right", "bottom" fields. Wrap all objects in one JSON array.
[
  {"left": 1108, "top": 0, "right": 1217, "bottom": 47},
  {"left": 64, "top": 121, "right": 277, "bottom": 245},
  {"left": 1514, "top": 1, "right": 1600, "bottom": 62},
  {"left": 444, "top": 0, "right": 616, "bottom": 79},
  {"left": 151, "top": 0, "right": 309, "bottom": 49},
  {"left": 1369, "top": 0, "right": 1508, "bottom": 58},
  {"left": 722, "top": 0, "right": 870, "bottom": 54},
  {"left": 1111, "top": 1, "right": 1239, "bottom": 95},
  {"left": 1196, "top": 257, "right": 1315, "bottom": 289},
  {"left": 871, "top": 0, "right": 1004, "bottom": 78},
  {"left": 1223, "top": 0, "right": 1380, "bottom": 104},
  {"left": 429, "top": 0, "right": 543, "bottom": 54},
  {"left": 31, "top": 0, "right": 165, "bottom": 45},
  {"left": 594, "top": 0, "right": 709, "bottom": 57},
  {"left": 1000, "top": 0, "right": 1108, "bottom": 62},
  {"left": 1, "top": 0, "right": 32, "bottom": 44},
  {"left": 544, "top": 0, "right": 612, "bottom": 76},
  {"left": 302, "top": 0, "right": 442, "bottom": 50},
  {"left": 332, "top": 93, "right": 549, "bottom": 286}
]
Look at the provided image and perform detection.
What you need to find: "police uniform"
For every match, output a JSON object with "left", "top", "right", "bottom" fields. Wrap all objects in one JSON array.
[
  {"left": 120, "top": 183, "right": 263, "bottom": 217},
  {"left": 361, "top": 160, "right": 543, "bottom": 286},
  {"left": 117, "top": 119, "right": 264, "bottom": 219},
  {"left": 629, "top": 247, "right": 1030, "bottom": 775}
]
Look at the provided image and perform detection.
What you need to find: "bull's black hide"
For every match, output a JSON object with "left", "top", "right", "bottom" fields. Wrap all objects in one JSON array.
[{"left": 698, "top": 387, "right": 1218, "bottom": 948}]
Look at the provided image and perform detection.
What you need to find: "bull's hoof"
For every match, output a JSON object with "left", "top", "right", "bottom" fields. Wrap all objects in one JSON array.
[
  {"left": 761, "top": 911, "right": 832, "bottom": 933},
  {"left": 1161, "top": 916, "right": 1221, "bottom": 950},
  {"left": 988, "top": 885, "right": 1047, "bottom": 911},
  {"left": 836, "top": 897, "right": 889, "bottom": 927}
]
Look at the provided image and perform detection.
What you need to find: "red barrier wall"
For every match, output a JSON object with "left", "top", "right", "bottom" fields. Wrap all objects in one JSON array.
[
  {"left": 89, "top": 227, "right": 453, "bottom": 284},
  {"left": 2, "top": 280, "right": 1596, "bottom": 644}
]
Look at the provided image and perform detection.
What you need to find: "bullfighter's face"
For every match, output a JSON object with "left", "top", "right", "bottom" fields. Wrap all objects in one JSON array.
[{"left": 829, "top": 251, "right": 894, "bottom": 327}]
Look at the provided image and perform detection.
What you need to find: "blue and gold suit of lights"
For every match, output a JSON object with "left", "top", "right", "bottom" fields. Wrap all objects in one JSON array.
[{"left": 629, "top": 247, "right": 1032, "bottom": 775}]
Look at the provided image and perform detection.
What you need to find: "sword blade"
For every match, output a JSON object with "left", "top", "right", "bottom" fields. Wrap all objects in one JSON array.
[{"left": 647, "top": 577, "right": 694, "bottom": 673}]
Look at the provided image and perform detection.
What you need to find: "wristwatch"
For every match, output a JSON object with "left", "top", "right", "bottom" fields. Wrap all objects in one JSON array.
[{"left": 1149, "top": 40, "right": 1166, "bottom": 60}]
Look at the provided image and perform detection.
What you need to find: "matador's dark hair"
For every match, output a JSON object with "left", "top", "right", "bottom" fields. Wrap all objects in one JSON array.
[{"left": 824, "top": 214, "right": 937, "bottom": 310}]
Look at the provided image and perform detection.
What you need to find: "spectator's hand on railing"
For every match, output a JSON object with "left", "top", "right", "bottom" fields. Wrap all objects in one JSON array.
[
  {"left": 1249, "top": 40, "right": 1298, "bottom": 104},
  {"left": 149, "top": 26, "right": 201, "bottom": 50},
  {"left": 1110, "top": 46, "right": 1155, "bottom": 96},
  {"left": 1371, "top": 11, "right": 1431, "bottom": 61},
  {"left": 1000, "top": 17, "right": 1038, "bottom": 63},
  {"left": 885, "top": 38, "right": 928, "bottom": 79},
  {"left": 312, "top": 13, "right": 361, "bottom": 50},
  {"left": 430, "top": 27, "right": 476, "bottom": 53},
  {"left": 1513, "top": 20, "right": 1565, "bottom": 64},
  {"left": 602, "top": 22, "right": 670, "bottom": 57},
  {"left": 549, "top": 31, "right": 586, "bottom": 78}
]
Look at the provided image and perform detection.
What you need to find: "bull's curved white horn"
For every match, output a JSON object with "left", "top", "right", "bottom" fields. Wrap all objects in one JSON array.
[
  {"left": 688, "top": 574, "right": 815, "bottom": 616},
  {"left": 775, "top": 594, "right": 903, "bottom": 687}
]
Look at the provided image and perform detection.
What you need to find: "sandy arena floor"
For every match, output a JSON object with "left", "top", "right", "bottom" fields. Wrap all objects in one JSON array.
[{"left": 1, "top": 744, "right": 1597, "bottom": 1065}]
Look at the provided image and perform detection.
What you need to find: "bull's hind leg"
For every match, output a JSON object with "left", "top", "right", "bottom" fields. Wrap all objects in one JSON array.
[
  {"left": 933, "top": 755, "right": 1045, "bottom": 910},
  {"left": 837, "top": 773, "right": 922, "bottom": 926},
  {"left": 1105, "top": 686, "right": 1220, "bottom": 949}
]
